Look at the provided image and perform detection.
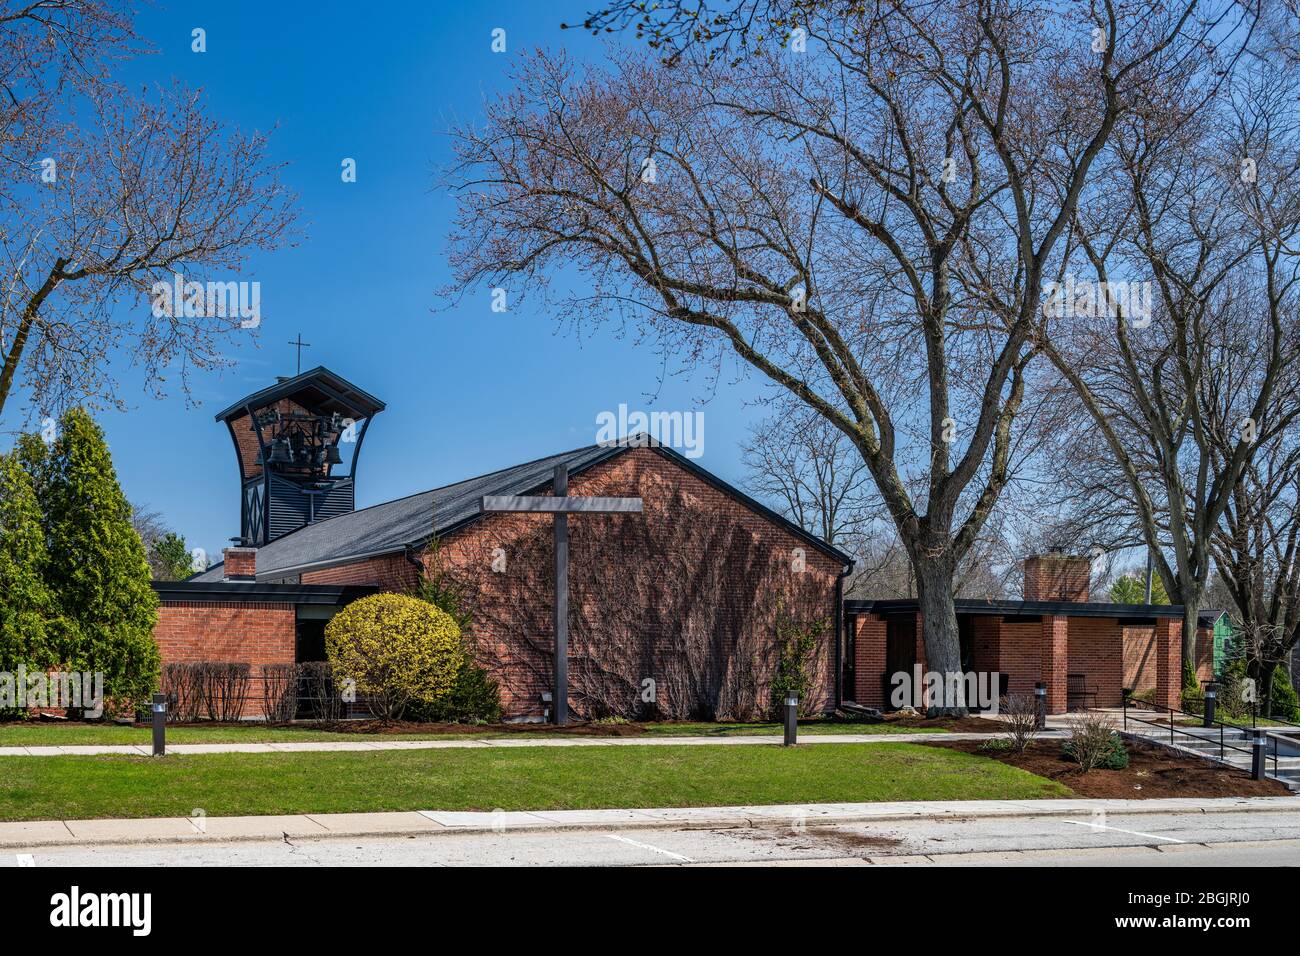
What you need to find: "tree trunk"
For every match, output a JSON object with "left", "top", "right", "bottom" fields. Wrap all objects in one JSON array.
[
  {"left": 1246, "top": 655, "right": 1269, "bottom": 718},
  {"left": 1262, "top": 660, "right": 1278, "bottom": 719},
  {"left": 916, "top": 557, "right": 966, "bottom": 716},
  {"left": 0, "top": 265, "right": 64, "bottom": 419},
  {"left": 1181, "top": 601, "right": 1202, "bottom": 692},
  {"left": 0, "top": 311, "right": 35, "bottom": 419}
]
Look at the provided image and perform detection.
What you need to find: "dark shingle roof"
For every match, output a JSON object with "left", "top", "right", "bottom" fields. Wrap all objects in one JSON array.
[
  {"left": 191, "top": 442, "right": 619, "bottom": 582},
  {"left": 212, "top": 365, "right": 385, "bottom": 422},
  {"left": 191, "top": 440, "right": 852, "bottom": 583}
]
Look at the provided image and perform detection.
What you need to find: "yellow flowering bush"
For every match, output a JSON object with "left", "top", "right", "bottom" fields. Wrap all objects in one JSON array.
[{"left": 325, "top": 593, "right": 464, "bottom": 721}]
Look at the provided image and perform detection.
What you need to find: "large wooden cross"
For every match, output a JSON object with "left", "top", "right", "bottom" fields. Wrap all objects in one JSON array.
[{"left": 481, "top": 463, "right": 643, "bottom": 724}]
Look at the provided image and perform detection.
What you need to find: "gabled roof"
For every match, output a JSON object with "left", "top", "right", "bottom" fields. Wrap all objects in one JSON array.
[
  {"left": 190, "top": 439, "right": 853, "bottom": 583},
  {"left": 212, "top": 366, "right": 386, "bottom": 423}
]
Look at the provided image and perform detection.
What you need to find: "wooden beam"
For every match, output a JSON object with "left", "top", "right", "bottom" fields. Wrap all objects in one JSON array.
[
  {"left": 554, "top": 466, "right": 568, "bottom": 726},
  {"left": 477, "top": 469, "right": 645, "bottom": 727},
  {"left": 481, "top": 495, "right": 643, "bottom": 513}
]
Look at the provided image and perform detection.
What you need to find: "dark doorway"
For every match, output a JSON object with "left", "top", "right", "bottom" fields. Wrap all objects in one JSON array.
[
  {"left": 294, "top": 617, "right": 330, "bottom": 720},
  {"left": 295, "top": 619, "right": 327, "bottom": 663},
  {"left": 959, "top": 615, "right": 975, "bottom": 672},
  {"left": 884, "top": 615, "right": 917, "bottom": 707},
  {"left": 842, "top": 614, "right": 857, "bottom": 702}
]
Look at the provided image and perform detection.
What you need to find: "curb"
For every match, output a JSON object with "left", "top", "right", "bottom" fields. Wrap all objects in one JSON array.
[
  {"left": 735, "top": 837, "right": 1300, "bottom": 867},
  {"left": 3, "top": 797, "right": 1298, "bottom": 850}
]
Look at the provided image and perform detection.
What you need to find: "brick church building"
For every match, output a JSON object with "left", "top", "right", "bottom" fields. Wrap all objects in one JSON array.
[
  {"left": 153, "top": 367, "right": 853, "bottom": 720},
  {"left": 152, "top": 367, "right": 1222, "bottom": 723}
]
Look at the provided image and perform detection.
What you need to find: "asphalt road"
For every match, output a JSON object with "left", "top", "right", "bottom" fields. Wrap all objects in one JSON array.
[{"left": 6, "top": 809, "right": 1300, "bottom": 866}]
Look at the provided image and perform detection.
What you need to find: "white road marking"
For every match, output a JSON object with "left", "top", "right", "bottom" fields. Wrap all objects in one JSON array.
[
  {"left": 605, "top": 833, "right": 695, "bottom": 862},
  {"left": 1062, "top": 819, "right": 1185, "bottom": 843}
]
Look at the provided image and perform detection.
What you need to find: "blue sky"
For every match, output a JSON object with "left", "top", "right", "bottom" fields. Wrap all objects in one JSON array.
[{"left": 23, "top": 0, "right": 771, "bottom": 560}]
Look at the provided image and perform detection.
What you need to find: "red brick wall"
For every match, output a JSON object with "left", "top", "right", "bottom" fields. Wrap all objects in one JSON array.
[
  {"left": 223, "top": 547, "right": 257, "bottom": 580},
  {"left": 154, "top": 601, "right": 296, "bottom": 718},
  {"left": 1195, "top": 626, "right": 1214, "bottom": 683},
  {"left": 851, "top": 607, "right": 1205, "bottom": 715},
  {"left": 1040, "top": 615, "right": 1069, "bottom": 712},
  {"left": 995, "top": 620, "right": 1042, "bottom": 698},
  {"left": 1155, "top": 618, "right": 1182, "bottom": 709},
  {"left": 229, "top": 410, "right": 262, "bottom": 481},
  {"left": 857, "top": 613, "right": 1052, "bottom": 706},
  {"left": 1123, "top": 624, "right": 1158, "bottom": 693},
  {"left": 427, "top": 447, "right": 842, "bottom": 720},
  {"left": 1067, "top": 617, "right": 1125, "bottom": 707},
  {"left": 1024, "top": 555, "right": 1091, "bottom": 602},
  {"left": 852, "top": 613, "right": 886, "bottom": 707},
  {"left": 301, "top": 552, "right": 418, "bottom": 590}
]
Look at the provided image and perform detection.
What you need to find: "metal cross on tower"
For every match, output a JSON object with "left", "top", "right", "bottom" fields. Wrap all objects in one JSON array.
[
  {"left": 288, "top": 333, "right": 312, "bottom": 375},
  {"left": 480, "top": 462, "right": 643, "bottom": 725}
]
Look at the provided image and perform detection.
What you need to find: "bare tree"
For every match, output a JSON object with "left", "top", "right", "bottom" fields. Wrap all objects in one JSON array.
[
  {"left": 1036, "top": 47, "right": 1300, "bottom": 680},
  {"left": 0, "top": 1, "right": 137, "bottom": 195},
  {"left": 740, "top": 397, "right": 882, "bottom": 587},
  {"left": 0, "top": 2, "right": 298, "bottom": 421},
  {"left": 1211, "top": 417, "right": 1300, "bottom": 711},
  {"left": 446, "top": 3, "right": 1219, "bottom": 712}
]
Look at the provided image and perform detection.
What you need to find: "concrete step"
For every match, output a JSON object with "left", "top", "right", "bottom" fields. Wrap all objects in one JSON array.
[{"left": 1124, "top": 725, "right": 1300, "bottom": 790}]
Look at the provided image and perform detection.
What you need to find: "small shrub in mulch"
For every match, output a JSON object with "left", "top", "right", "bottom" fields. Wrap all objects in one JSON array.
[{"left": 1062, "top": 712, "right": 1127, "bottom": 771}]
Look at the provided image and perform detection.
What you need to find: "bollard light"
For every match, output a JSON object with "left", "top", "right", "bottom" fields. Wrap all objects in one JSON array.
[
  {"left": 1203, "top": 685, "right": 1217, "bottom": 728},
  {"left": 151, "top": 693, "right": 167, "bottom": 757},
  {"left": 1252, "top": 736, "right": 1267, "bottom": 781},
  {"left": 783, "top": 695, "right": 799, "bottom": 747},
  {"left": 1034, "top": 682, "right": 1047, "bottom": 730}
]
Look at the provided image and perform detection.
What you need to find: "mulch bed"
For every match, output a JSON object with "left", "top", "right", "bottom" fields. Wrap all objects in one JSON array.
[{"left": 920, "top": 737, "right": 1295, "bottom": 799}]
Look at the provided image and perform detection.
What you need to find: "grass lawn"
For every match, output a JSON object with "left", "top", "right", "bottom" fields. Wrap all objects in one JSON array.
[
  {"left": 0, "top": 743, "right": 1068, "bottom": 821},
  {"left": 0, "top": 719, "right": 947, "bottom": 747}
]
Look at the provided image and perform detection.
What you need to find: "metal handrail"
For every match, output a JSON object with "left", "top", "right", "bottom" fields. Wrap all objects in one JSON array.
[
  {"left": 1185, "top": 688, "right": 1300, "bottom": 733},
  {"left": 1122, "top": 695, "right": 1276, "bottom": 774},
  {"left": 1243, "top": 704, "right": 1300, "bottom": 732},
  {"left": 1122, "top": 692, "right": 1245, "bottom": 736}
]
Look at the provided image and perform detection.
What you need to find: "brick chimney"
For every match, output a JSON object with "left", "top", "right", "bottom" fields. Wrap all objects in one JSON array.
[
  {"left": 1024, "top": 553, "right": 1090, "bottom": 602},
  {"left": 223, "top": 547, "right": 257, "bottom": 582}
]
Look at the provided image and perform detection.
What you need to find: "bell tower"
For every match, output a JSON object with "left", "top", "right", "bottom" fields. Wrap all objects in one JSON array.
[{"left": 214, "top": 367, "right": 386, "bottom": 545}]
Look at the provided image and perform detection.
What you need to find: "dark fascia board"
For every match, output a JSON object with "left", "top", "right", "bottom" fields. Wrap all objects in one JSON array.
[
  {"left": 151, "top": 581, "right": 377, "bottom": 605},
  {"left": 212, "top": 366, "right": 386, "bottom": 423},
  {"left": 846, "top": 598, "right": 1220, "bottom": 622}
]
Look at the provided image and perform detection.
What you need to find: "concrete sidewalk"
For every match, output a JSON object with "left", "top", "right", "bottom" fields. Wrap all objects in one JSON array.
[
  {"left": 0, "top": 730, "right": 1063, "bottom": 758},
  {"left": 0, "top": 795, "right": 1295, "bottom": 850}
]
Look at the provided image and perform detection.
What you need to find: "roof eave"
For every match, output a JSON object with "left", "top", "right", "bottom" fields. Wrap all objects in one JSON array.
[
  {"left": 845, "top": 597, "right": 1223, "bottom": 621},
  {"left": 212, "top": 366, "right": 387, "bottom": 422}
]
